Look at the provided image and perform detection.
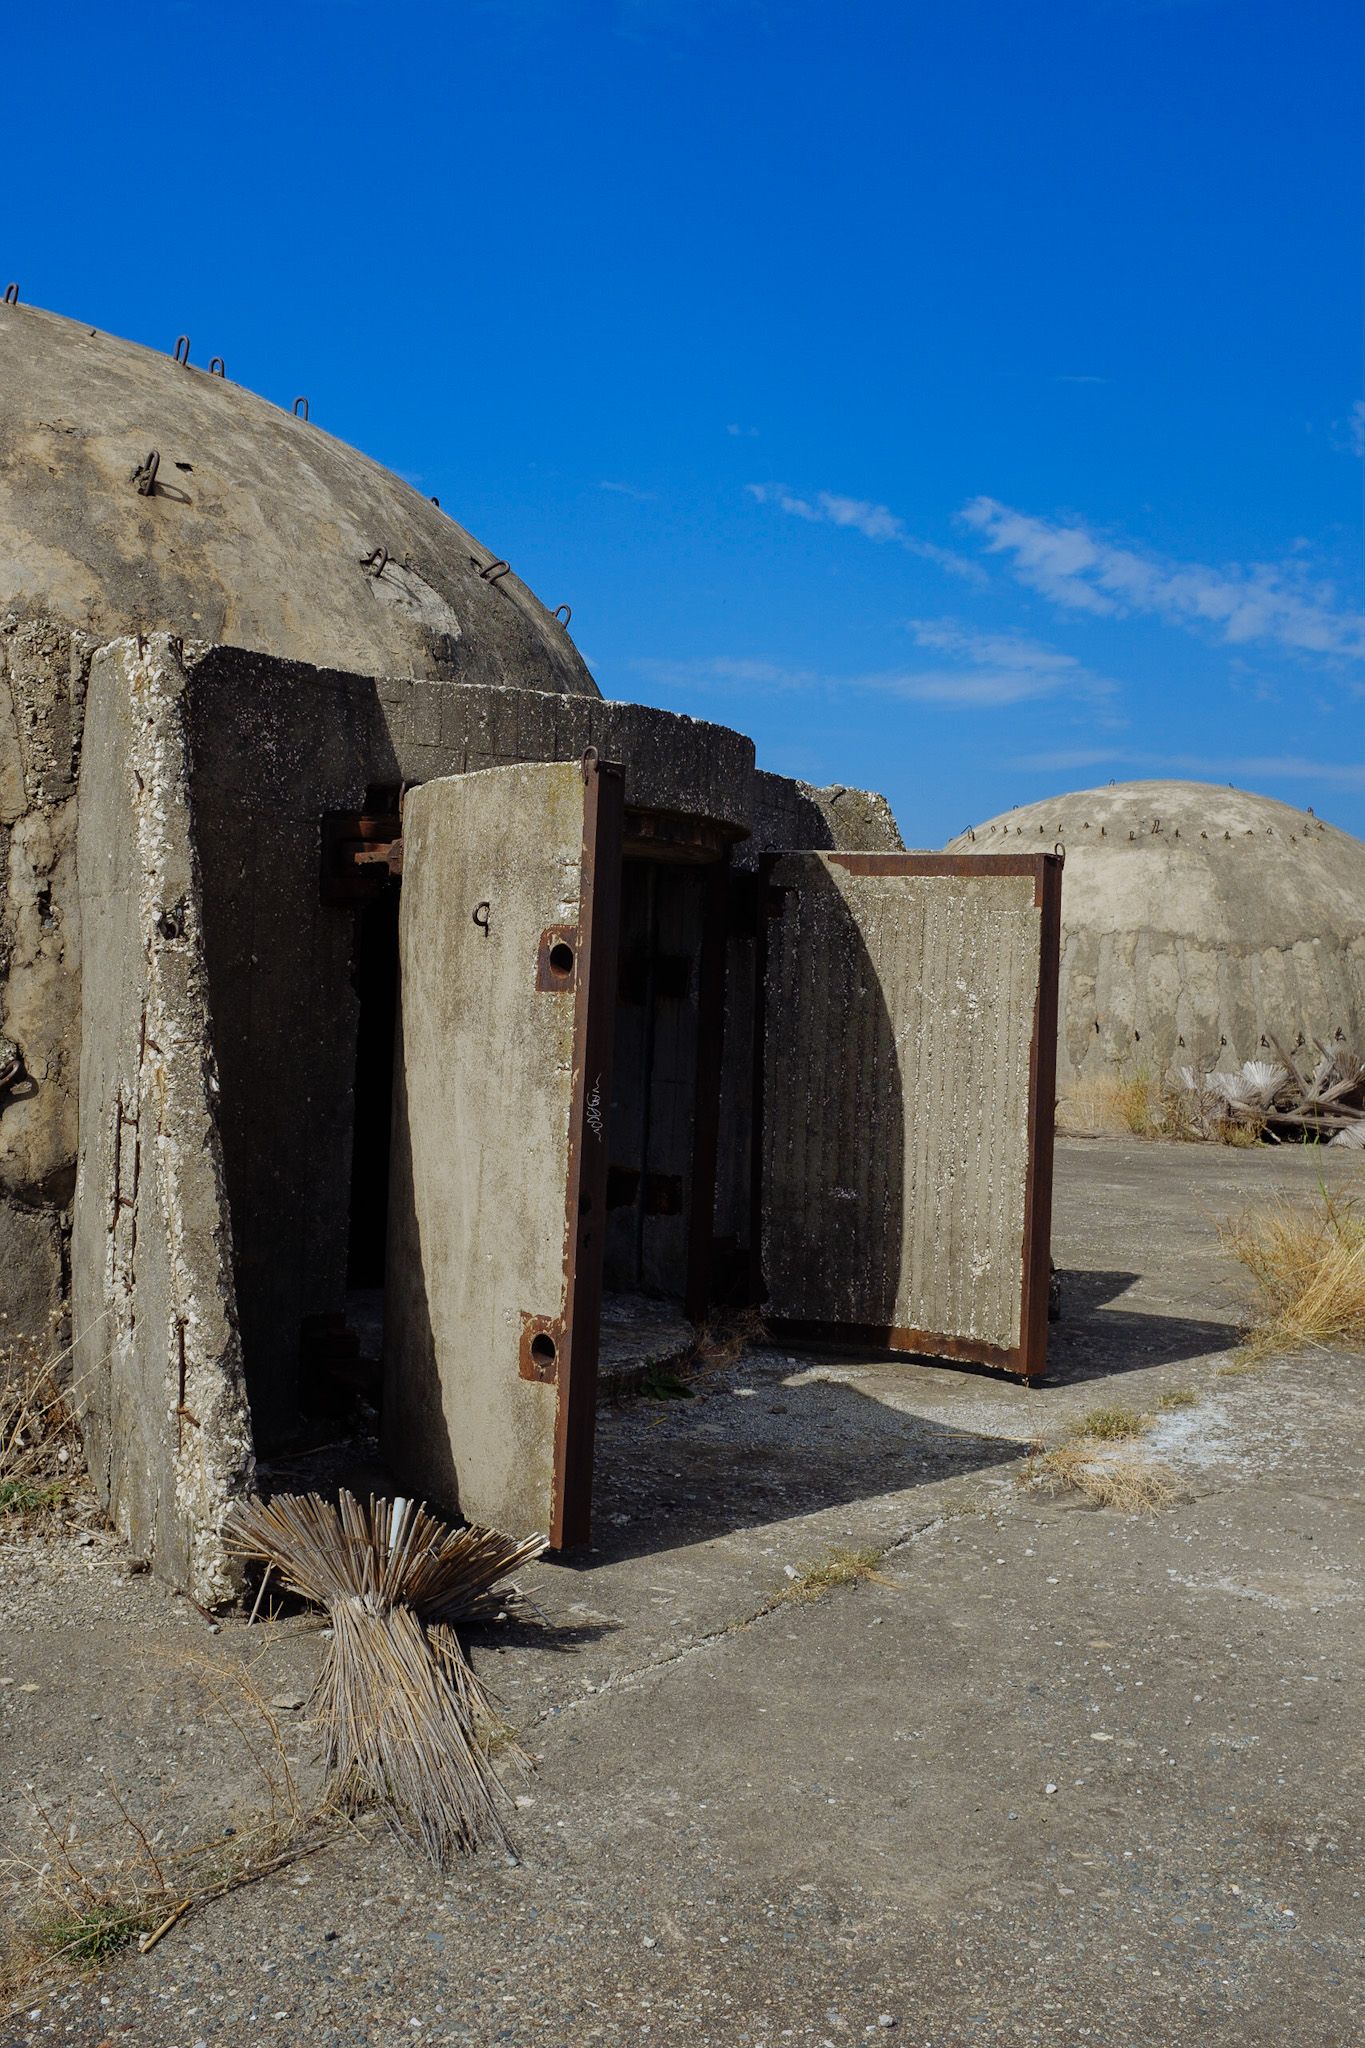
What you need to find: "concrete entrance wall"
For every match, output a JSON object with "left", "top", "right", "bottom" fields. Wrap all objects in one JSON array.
[{"left": 72, "top": 638, "right": 253, "bottom": 1602}]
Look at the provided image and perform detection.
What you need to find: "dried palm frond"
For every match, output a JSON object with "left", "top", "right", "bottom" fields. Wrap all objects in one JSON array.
[{"left": 225, "top": 1492, "right": 544, "bottom": 1866}]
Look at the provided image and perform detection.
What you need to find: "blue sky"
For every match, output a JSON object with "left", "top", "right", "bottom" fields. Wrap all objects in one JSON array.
[{"left": 6, "top": 0, "right": 1362, "bottom": 845}]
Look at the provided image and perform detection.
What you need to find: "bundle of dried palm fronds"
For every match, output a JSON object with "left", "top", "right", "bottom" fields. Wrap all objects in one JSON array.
[
  {"left": 225, "top": 1492, "right": 544, "bottom": 1866},
  {"left": 1176, "top": 1037, "right": 1365, "bottom": 1146}
]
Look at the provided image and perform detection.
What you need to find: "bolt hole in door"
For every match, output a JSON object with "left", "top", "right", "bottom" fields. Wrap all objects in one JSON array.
[{"left": 549, "top": 941, "right": 575, "bottom": 979}]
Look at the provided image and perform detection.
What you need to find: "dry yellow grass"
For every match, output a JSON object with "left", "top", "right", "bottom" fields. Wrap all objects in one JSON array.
[
  {"left": 1025, "top": 1438, "right": 1175, "bottom": 1513},
  {"left": 1, "top": 1650, "right": 339, "bottom": 2004},
  {"left": 770, "top": 1546, "right": 892, "bottom": 1605},
  {"left": 1065, "top": 1403, "right": 1147, "bottom": 1442},
  {"left": 1056, "top": 1072, "right": 1260, "bottom": 1146},
  {"left": 1220, "top": 1185, "right": 1365, "bottom": 1359},
  {"left": 0, "top": 1323, "right": 83, "bottom": 1521}
]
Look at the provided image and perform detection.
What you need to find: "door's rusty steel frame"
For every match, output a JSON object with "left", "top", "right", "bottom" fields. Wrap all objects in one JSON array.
[
  {"left": 546, "top": 753, "right": 624, "bottom": 1549},
  {"left": 755, "top": 849, "right": 1063, "bottom": 1381}
]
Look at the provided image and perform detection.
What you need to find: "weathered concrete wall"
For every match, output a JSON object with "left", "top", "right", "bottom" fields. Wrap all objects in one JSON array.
[
  {"left": 0, "top": 610, "right": 91, "bottom": 1349},
  {"left": 949, "top": 782, "right": 1365, "bottom": 1083},
  {"left": 383, "top": 764, "right": 588, "bottom": 1534},
  {"left": 72, "top": 637, "right": 253, "bottom": 1602},
  {"left": 182, "top": 647, "right": 754, "bottom": 1438},
  {"left": 761, "top": 857, "right": 1040, "bottom": 1352}
]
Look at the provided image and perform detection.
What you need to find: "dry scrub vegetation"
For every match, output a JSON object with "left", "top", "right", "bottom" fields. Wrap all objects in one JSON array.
[
  {"left": 1, "top": 1653, "right": 341, "bottom": 2009},
  {"left": 1056, "top": 1072, "right": 1258, "bottom": 1146},
  {"left": 1023, "top": 1402, "right": 1176, "bottom": 1513},
  {"left": 1220, "top": 1184, "right": 1365, "bottom": 1361},
  {"left": 0, "top": 1325, "right": 84, "bottom": 1522}
]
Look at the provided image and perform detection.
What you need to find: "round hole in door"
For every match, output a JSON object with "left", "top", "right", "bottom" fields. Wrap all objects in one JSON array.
[
  {"left": 530, "top": 1332, "right": 557, "bottom": 1369},
  {"left": 548, "top": 942, "right": 575, "bottom": 978}
]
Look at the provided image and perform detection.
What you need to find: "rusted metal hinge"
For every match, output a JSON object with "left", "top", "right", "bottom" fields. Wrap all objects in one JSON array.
[{"left": 320, "top": 809, "right": 404, "bottom": 903}]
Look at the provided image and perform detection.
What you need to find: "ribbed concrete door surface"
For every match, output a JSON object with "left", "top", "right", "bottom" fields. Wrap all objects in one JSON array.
[
  {"left": 382, "top": 757, "right": 623, "bottom": 1543},
  {"left": 758, "top": 852, "right": 1061, "bottom": 1378}
]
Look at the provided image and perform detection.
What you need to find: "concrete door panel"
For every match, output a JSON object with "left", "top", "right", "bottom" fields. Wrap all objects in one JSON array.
[
  {"left": 759, "top": 852, "right": 1061, "bottom": 1378},
  {"left": 383, "top": 756, "right": 622, "bottom": 1544}
]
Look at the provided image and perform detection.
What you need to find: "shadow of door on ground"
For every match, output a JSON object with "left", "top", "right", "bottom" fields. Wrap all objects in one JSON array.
[
  {"left": 1045, "top": 1268, "right": 1242, "bottom": 1385},
  {"left": 583, "top": 1370, "right": 1024, "bottom": 1566}
]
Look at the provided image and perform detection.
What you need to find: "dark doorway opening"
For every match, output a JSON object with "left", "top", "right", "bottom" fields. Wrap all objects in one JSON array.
[
  {"left": 297, "top": 878, "right": 399, "bottom": 1425},
  {"left": 604, "top": 859, "right": 707, "bottom": 1301},
  {"left": 347, "top": 887, "right": 401, "bottom": 1289}
]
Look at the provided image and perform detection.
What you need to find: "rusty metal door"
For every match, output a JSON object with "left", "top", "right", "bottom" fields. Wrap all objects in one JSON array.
[
  {"left": 757, "top": 851, "right": 1061, "bottom": 1378},
  {"left": 382, "top": 755, "right": 623, "bottom": 1545}
]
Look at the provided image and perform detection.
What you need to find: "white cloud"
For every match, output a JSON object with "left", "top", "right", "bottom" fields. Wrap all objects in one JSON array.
[
  {"left": 726, "top": 422, "right": 760, "bottom": 438},
  {"left": 1349, "top": 401, "right": 1365, "bottom": 460},
  {"left": 630, "top": 624, "right": 1113, "bottom": 711},
  {"left": 747, "top": 482, "right": 986, "bottom": 583},
  {"left": 599, "top": 479, "right": 657, "bottom": 501},
  {"left": 961, "top": 497, "right": 1365, "bottom": 660}
]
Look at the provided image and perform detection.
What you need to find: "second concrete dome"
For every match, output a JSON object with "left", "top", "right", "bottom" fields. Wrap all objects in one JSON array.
[{"left": 947, "top": 781, "right": 1365, "bottom": 1083}]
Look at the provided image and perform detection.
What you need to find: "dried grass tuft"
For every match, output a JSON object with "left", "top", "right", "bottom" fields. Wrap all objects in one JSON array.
[
  {"left": 771, "top": 1545, "right": 892, "bottom": 1605},
  {"left": 1057, "top": 1071, "right": 1258, "bottom": 1146},
  {"left": 687, "top": 1306, "right": 770, "bottom": 1377},
  {"left": 1025, "top": 1439, "right": 1175, "bottom": 1514},
  {"left": 1219, "top": 1184, "right": 1365, "bottom": 1359},
  {"left": 1, "top": 1652, "right": 336, "bottom": 2007},
  {"left": 0, "top": 1322, "right": 85, "bottom": 1524},
  {"left": 1066, "top": 1404, "right": 1147, "bottom": 1442}
]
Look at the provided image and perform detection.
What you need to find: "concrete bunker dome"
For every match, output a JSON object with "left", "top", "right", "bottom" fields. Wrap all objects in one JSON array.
[
  {"left": 948, "top": 780, "right": 1365, "bottom": 1084},
  {"left": 0, "top": 302, "right": 598, "bottom": 692}
]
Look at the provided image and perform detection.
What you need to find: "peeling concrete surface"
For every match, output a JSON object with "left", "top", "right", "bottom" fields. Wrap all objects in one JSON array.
[
  {"left": 2, "top": 1136, "right": 1361, "bottom": 2044},
  {"left": 71, "top": 637, "right": 253, "bottom": 1602}
]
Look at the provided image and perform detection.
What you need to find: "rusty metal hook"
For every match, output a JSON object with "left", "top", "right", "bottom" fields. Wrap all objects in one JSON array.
[
  {"left": 209, "top": 356, "right": 226, "bottom": 377},
  {"left": 292, "top": 396, "right": 309, "bottom": 420},
  {"left": 2, "top": 283, "right": 17, "bottom": 306},
  {"left": 173, "top": 335, "right": 191, "bottom": 365},
  {"left": 360, "top": 547, "right": 388, "bottom": 578},
  {"left": 472, "top": 901, "right": 491, "bottom": 935},
  {"left": 553, "top": 603, "right": 572, "bottom": 627},
  {"left": 1053, "top": 842, "right": 1065, "bottom": 857},
  {"left": 132, "top": 450, "right": 161, "bottom": 497},
  {"left": 430, "top": 496, "right": 440, "bottom": 508},
  {"left": 480, "top": 559, "right": 510, "bottom": 583}
]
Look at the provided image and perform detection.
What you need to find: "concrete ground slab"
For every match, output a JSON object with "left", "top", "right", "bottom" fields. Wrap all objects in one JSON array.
[{"left": 1, "top": 1136, "right": 1361, "bottom": 2045}]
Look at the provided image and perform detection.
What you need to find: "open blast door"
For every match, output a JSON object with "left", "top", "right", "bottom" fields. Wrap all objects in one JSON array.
[
  {"left": 383, "top": 756, "right": 623, "bottom": 1547},
  {"left": 757, "top": 851, "right": 1062, "bottom": 1378}
]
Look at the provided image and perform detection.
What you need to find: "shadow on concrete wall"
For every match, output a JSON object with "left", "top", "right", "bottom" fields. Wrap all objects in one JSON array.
[{"left": 760, "top": 854, "right": 906, "bottom": 1328}]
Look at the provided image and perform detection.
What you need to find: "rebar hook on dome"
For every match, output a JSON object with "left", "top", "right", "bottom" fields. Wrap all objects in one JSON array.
[
  {"left": 360, "top": 546, "right": 388, "bottom": 578},
  {"left": 480, "top": 559, "right": 511, "bottom": 584},
  {"left": 293, "top": 396, "right": 309, "bottom": 420},
  {"left": 552, "top": 604, "right": 572, "bottom": 627},
  {"left": 3, "top": 284, "right": 18, "bottom": 306},
  {"left": 132, "top": 451, "right": 161, "bottom": 497},
  {"left": 173, "top": 335, "right": 191, "bottom": 366},
  {"left": 209, "top": 357, "right": 226, "bottom": 377}
]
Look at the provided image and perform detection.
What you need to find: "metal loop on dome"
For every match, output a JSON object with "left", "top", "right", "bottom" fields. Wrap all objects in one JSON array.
[
  {"left": 480, "top": 559, "right": 511, "bottom": 584},
  {"left": 173, "top": 335, "right": 191, "bottom": 366},
  {"left": 209, "top": 357, "right": 226, "bottom": 377},
  {"left": 3, "top": 284, "right": 18, "bottom": 306},
  {"left": 293, "top": 396, "right": 310, "bottom": 420},
  {"left": 360, "top": 546, "right": 388, "bottom": 578},
  {"left": 553, "top": 604, "right": 572, "bottom": 626},
  {"left": 132, "top": 450, "right": 160, "bottom": 497}
]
